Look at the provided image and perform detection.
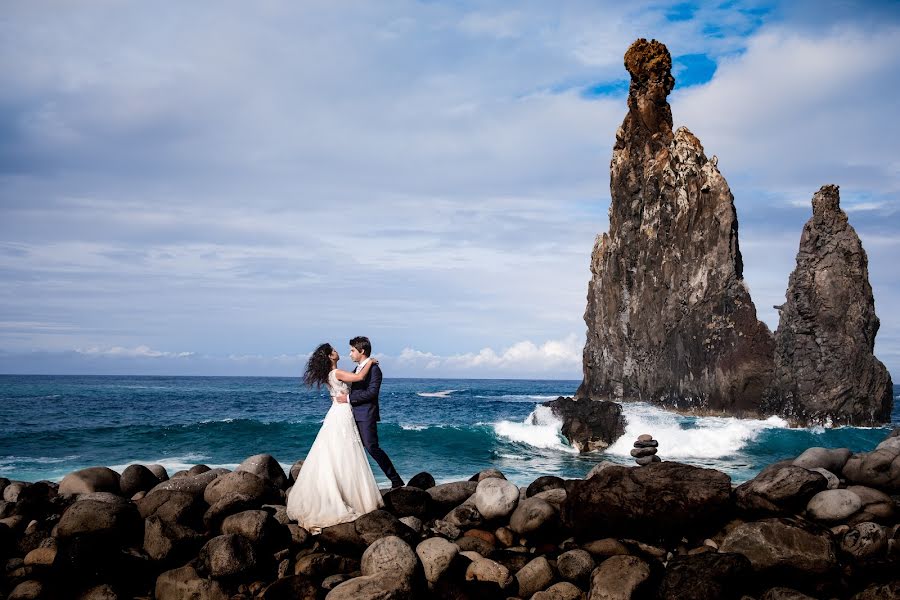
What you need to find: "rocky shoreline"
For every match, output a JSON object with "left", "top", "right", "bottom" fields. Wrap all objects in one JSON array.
[{"left": 1, "top": 429, "right": 899, "bottom": 599}]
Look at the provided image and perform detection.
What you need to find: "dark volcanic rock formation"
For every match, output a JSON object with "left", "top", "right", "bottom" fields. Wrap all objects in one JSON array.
[
  {"left": 577, "top": 38, "right": 775, "bottom": 414},
  {"left": 543, "top": 397, "right": 626, "bottom": 452},
  {"left": 772, "top": 185, "right": 893, "bottom": 426}
]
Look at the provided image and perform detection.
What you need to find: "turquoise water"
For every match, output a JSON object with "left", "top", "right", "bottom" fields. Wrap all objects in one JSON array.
[{"left": 1, "top": 375, "right": 896, "bottom": 486}]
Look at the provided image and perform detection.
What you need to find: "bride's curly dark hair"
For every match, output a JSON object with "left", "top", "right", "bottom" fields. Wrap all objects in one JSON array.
[{"left": 303, "top": 343, "right": 334, "bottom": 388}]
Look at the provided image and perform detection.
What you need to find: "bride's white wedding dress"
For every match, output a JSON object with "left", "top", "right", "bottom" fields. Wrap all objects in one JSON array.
[{"left": 286, "top": 369, "right": 383, "bottom": 531}]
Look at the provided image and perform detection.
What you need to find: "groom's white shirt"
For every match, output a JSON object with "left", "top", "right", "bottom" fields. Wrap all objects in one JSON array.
[{"left": 355, "top": 357, "right": 370, "bottom": 374}]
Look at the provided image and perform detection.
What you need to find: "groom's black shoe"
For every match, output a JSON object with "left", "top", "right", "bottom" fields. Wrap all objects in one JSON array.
[{"left": 390, "top": 477, "right": 404, "bottom": 489}]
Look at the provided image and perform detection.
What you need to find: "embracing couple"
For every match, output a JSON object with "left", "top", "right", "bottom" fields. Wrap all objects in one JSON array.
[{"left": 286, "top": 336, "right": 404, "bottom": 532}]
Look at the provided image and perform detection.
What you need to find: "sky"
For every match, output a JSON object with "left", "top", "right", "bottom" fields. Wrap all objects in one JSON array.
[{"left": 1, "top": 0, "right": 898, "bottom": 380}]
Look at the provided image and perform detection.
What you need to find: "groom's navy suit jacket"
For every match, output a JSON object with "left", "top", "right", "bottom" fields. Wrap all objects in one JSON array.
[{"left": 349, "top": 363, "right": 382, "bottom": 423}]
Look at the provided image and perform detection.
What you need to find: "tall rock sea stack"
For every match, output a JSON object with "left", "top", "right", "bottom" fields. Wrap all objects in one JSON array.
[
  {"left": 577, "top": 39, "right": 776, "bottom": 415},
  {"left": 773, "top": 185, "right": 893, "bottom": 425}
]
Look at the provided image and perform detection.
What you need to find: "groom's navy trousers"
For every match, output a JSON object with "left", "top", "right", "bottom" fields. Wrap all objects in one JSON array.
[{"left": 350, "top": 363, "right": 403, "bottom": 487}]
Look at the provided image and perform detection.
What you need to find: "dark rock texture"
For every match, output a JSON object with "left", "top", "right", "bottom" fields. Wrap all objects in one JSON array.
[
  {"left": 561, "top": 462, "right": 732, "bottom": 541},
  {"left": 543, "top": 397, "right": 626, "bottom": 452},
  {"left": 771, "top": 184, "right": 893, "bottom": 425},
  {"left": 577, "top": 38, "right": 775, "bottom": 415}
]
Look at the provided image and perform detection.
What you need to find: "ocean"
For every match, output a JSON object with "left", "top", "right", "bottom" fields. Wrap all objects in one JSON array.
[{"left": 1, "top": 375, "right": 897, "bottom": 487}]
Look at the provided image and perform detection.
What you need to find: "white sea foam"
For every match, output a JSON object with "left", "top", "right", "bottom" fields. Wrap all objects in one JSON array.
[
  {"left": 606, "top": 402, "right": 787, "bottom": 459},
  {"left": 417, "top": 390, "right": 460, "bottom": 398},
  {"left": 475, "top": 394, "right": 563, "bottom": 402},
  {"left": 400, "top": 424, "right": 429, "bottom": 431},
  {"left": 493, "top": 405, "right": 578, "bottom": 453}
]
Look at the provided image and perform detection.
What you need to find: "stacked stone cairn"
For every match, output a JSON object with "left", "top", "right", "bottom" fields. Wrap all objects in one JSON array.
[
  {"left": 630, "top": 433, "right": 660, "bottom": 466},
  {"left": 2, "top": 429, "right": 900, "bottom": 599}
]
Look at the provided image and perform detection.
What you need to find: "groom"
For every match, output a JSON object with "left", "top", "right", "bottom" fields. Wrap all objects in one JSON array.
[{"left": 336, "top": 336, "right": 404, "bottom": 489}]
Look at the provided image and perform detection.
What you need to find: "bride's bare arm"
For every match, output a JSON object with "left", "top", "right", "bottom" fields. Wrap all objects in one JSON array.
[{"left": 333, "top": 358, "right": 378, "bottom": 383}]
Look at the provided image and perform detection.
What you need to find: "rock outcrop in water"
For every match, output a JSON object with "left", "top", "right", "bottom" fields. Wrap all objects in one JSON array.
[
  {"left": 772, "top": 185, "right": 893, "bottom": 426},
  {"left": 577, "top": 38, "right": 776, "bottom": 415}
]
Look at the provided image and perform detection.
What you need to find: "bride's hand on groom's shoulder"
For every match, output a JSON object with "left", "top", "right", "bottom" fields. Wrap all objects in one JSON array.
[{"left": 370, "top": 357, "right": 379, "bottom": 365}]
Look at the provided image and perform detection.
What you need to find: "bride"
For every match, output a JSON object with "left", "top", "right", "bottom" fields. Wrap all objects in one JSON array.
[{"left": 286, "top": 343, "right": 384, "bottom": 531}]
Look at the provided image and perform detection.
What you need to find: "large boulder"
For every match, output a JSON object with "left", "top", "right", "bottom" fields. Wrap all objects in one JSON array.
[
  {"left": 657, "top": 552, "right": 753, "bottom": 600},
  {"left": 720, "top": 518, "right": 836, "bottom": 576},
  {"left": 143, "top": 515, "right": 205, "bottom": 563},
  {"left": 416, "top": 536, "right": 458, "bottom": 583},
  {"left": 562, "top": 462, "right": 732, "bottom": 541},
  {"left": 526, "top": 476, "right": 566, "bottom": 498},
  {"left": 155, "top": 565, "right": 228, "bottom": 600},
  {"left": 120, "top": 464, "right": 161, "bottom": 498},
  {"left": 58, "top": 467, "right": 121, "bottom": 497},
  {"left": 325, "top": 572, "right": 411, "bottom": 599},
  {"left": 847, "top": 485, "right": 895, "bottom": 523},
  {"left": 148, "top": 469, "right": 225, "bottom": 497},
  {"left": 137, "top": 490, "right": 203, "bottom": 527},
  {"left": 842, "top": 447, "right": 900, "bottom": 492},
  {"left": 203, "top": 471, "right": 278, "bottom": 506},
  {"left": 509, "top": 497, "right": 556, "bottom": 536},
  {"left": 772, "top": 184, "right": 893, "bottom": 426},
  {"left": 235, "top": 454, "right": 288, "bottom": 490},
  {"left": 354, "top": 510, "right": 417, "bottom": 547},
  {"left": 578, "top": 39, "right": 775, "bottom": 417},
  {"left": 556, "top": 549, "right": 594, "bottom": 585},
  {"left": 840, "top": 521, "right": 887, "bottom": 562},
  {"left": 198, "top": 534, "right": 258, "bottom": 580},
  {"left": 792, "top": 447, "right": 852, "bottom": 473},
  {"left": 221, "top": 509, "right": 284, "bottom": 549},
  {"left": 735, "top": 466, "right": 828, "bottom": 515},
  {"left": 806, "top": 489, "right": 863, "bottom": 522},
  {"left": 261, "top": 575, "right": 318, "bottom": 600},
  {"left": 543, "top": 397, "right": 626, "bottom": 452},
  {"left": 407, "top": 472, "right": 436, "bottom": 490},
  {"left": 515, "top": 555, "right": 555, "bottom": 598},
  {"left": 57, "top": 498, "right": 143, "bottom": 545},
  {"left": 588, "top": 554, "right": 651, "bottom": 600},
  {"left": 427, "top": 481, "right": 477, "bottom": 512},
  {"left": 475, "top": 477, "right": 520, "bottom": 520},
  {"left": 361, "top": 535, "right": 417, "bottom": 582},
  {"left": 382, "top": 486, "right": 431, "bottom": 518}
]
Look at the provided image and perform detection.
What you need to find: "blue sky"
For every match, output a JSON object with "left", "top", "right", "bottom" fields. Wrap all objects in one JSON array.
[{"left": 1, "top": 1, "right": 898, "bottom": 379}]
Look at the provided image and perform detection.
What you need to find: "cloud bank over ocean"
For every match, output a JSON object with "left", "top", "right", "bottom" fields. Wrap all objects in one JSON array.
[{"left": 1, "top": 1, "right": 898, "bottom": 378}]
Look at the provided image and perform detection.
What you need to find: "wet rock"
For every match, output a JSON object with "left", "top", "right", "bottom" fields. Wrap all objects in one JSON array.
[
  {"left": 383, "top": 485, "right": 431, "bottom": 518},
  {"left": 850, "top": 581, "right": 900, "bottom": 599},
  {"left": 77, "top": 584, "right": 120, "bottom": 600},
  {"left": 120, "top": 465, "right": 160, "bottom": 498},
  {"left": 155, "top": 564, "right": 228, "bottom": 600},
  {"left": 427, "top": 519, "right": 462, "bottom": 540},
  {"left": 588, "top": 554, "right": 651, "bottom": 600},
  {"left": 543, "top": 397, "right": 626, "bottom": 452},
  {"left": 465, "top": 556, "right": 513, "bottom": 587},
  {"left": 146, "top": 464, "right": 168, "bottom": 482},
  {"left": 735, "top": 466, "right": 828, "bottom": 515},
  {"left": 235, "top": 454, "right": 288, "bottom": 490},
  {"left": 203, "top": 492, "right": 261, "bottom": 530},
  {"left": 563, "top": 462, "right": 732, "bottom": 541},
  {"left": 399, "top": 515, "right": 422, "bottom": 534},
  {"left": 582, "top": 538, "right": 630, "bottom": 558},
  {"left": 515, "top": 555, "right": 554, "bottom": 598},
  {"left": 475, "top": 477, "right": 519, "bottom": 520},
  {"left": 773, "top": 184, "right": 893, "bottom": 426},
  {"left": 199, "top": 533, "right": 258, "bottom": 580},
  {"left": 287, "top": 523, "right": 310, "bottom": 547},
  {"left": 203, "top": 471, "right": 278, "bottom": 506},
  {"left": 471, "top": 468, "right": 506, "bottom": 481},
  {"left": 533, "top": 488, "right": 567, "bottom": 511},
  {"left": 509, "top": 497, "right": 556, "bottom": 536},
  {"left": 23, "top": 546, "right": 56, "bottom": 566},
  {"left": 578, "top": 39, "right": 775, "bottom": 416},
  {"left": 720, "top": 518, "right": 836, "bottom": 575},
  {"left": 58, "top": 467, "right": 121, "bottom": 497},
  {"left": 455, "top": 534, "right": 494, "bottom": 556},
  {"left": 407, "top": 471, "right": 436, "bottom": 490},
  {"left": 556, "top": 549, "right": 594, "bottom": 584},
  {"left": 657, "top": 552, "right": 752, "bottom": 600},
  {"left": 809, "top": 468, "right": 840, "bottom": 489},
  {"left": 806, "top": 489, "right": 863, "bottom": 522},
  {"left": 8, "top": 580, "right": 46, "bottom": 600},
  {"left": 526, "top": 476, "right": 566, "bottom": 498},
  {"left": 585, "top": 461, "right": 617, "bottom": 480},
  {"left": 288, "top": 460, "right": 304, "bottom": 483}
]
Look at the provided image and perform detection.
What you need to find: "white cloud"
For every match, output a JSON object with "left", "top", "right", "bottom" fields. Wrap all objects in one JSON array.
[{"left": 75, "top": 345, "right": 194, "bottom": 359}]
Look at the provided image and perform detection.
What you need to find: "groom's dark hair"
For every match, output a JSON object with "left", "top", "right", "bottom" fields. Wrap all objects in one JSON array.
[{"left": 350, "top": 336, "right": 371, "bottom": 357}]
